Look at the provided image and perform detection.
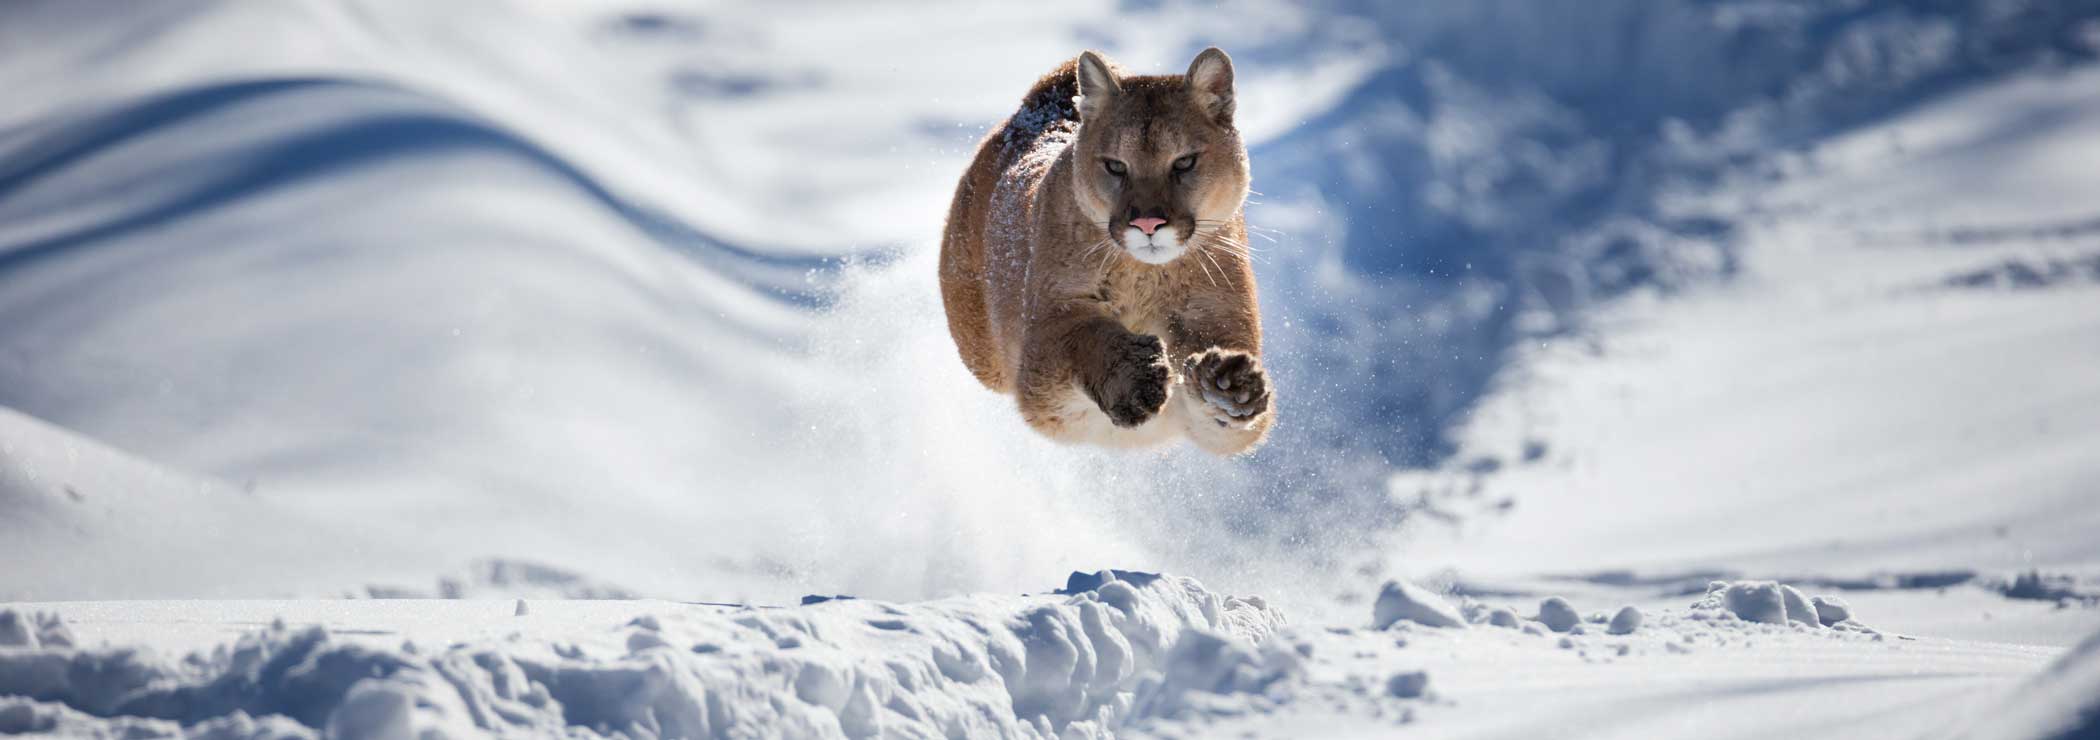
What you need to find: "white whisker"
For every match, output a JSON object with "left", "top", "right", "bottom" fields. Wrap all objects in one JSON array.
[
  {"left": 1197, "top": 243, "right": 1229, "bottom": 284},
  {"left": 1202, "top": 234, "right": 1266, "bottom": 265},
  {"left": 1207, "top": 235, "right": 1264, "bottom": 253},
  {"left": 1189, "top": 245, "right": 1220, "bottom": 287}
]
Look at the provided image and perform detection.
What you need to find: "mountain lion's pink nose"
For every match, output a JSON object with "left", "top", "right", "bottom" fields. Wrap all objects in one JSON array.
[{"left": 1132, "top": 217, "right": 1167, "bottom": 235}]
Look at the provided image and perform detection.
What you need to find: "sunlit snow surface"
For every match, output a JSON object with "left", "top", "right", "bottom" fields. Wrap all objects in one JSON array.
[{"left": 4, "top": 0, "right": 2100, "bottom": 737}]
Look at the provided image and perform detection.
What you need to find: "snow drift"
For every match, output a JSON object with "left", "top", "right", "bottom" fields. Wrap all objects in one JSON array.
[{"left": 0, "top": 572, "right": 1283, "bottom": 738}]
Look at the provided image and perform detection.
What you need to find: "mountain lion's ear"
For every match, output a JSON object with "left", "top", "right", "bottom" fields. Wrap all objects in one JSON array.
[
  {"left": 1075, "top": 51, "right": 1121, "bottom": 121},
  {"left": 1186, "top": 47, "right": 1235, "bottom": 124}
]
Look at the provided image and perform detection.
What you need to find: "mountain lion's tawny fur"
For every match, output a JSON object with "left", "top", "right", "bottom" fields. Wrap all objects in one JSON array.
[{"left": 939, "top": 48, "right": 1273, "bottom": 455}]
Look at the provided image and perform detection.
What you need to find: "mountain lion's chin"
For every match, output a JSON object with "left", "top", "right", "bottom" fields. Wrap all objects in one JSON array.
[{"left": 1123, "top": 226, "right": 1185, "bottom": 265}]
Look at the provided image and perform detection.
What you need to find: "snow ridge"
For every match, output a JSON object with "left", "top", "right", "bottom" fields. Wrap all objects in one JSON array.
[{"left": 0, "top": 572, "right": 1284, "bottom": 738}]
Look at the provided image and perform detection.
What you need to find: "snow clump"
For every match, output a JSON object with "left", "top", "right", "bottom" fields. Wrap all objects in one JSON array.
[
  {"left": 1779, "top": 585, "right": 1820, "bottom": 627},
  {"left": 1811, "top": 596, "right": 1852, "bottom": 626},
  {"left": 1607, "top": 606, "right": 1644, "bottom": 635},
  {"left": 1385, "top": 670, "right": 1430, "bottom": 699},
  {"left": 1697, "top": 581, "right": 1848, "bottom": 627},
  {"left": 1372, "top": 580, "right": 1469, "bottom": 630},
  {"left": 1536, "top": 597, "right": 1581, "bottom": 633}
]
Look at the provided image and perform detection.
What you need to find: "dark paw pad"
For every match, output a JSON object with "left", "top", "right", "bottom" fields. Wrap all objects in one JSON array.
[{"left": 1183, "top": 348, "right": 1270, "bottom": 424}]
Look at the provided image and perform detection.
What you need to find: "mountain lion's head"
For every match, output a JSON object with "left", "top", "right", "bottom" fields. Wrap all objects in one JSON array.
[{"left": 1069, "top": 48, "right": 1249, "bottom": 266}]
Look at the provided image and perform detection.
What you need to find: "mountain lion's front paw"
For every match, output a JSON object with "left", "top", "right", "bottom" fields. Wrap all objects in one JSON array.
[
  {"left": 1184, "top": 348, "right": 1269, "bottom": 428},
  {"left": 1097, "top": 333, "right": 1171, "bottom": 428}
]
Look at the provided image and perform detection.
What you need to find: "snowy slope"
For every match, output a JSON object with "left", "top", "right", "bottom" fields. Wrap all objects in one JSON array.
[
  {"left": 5, "top": 0, "right": 2100, "bottom": 737},
  {"left": 0, "top": 0, "right": 1395, "bottom": 605},
  {"left": 0, "top": 0, "right": 1233, "bottom": 603},
  {"left": 1392, "top": 63, "right": 2100, "bottom": 582},
  {"left": 0, "top": 406, "right": 378, "bottom": 600},
  {"left": 9, "top": 0, "right": 2095, "bottom": 605}
]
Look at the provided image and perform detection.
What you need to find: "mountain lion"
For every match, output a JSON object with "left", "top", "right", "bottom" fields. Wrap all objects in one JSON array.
[{"left": 938, "top": 48, "right": 1272, "bottom": 455}]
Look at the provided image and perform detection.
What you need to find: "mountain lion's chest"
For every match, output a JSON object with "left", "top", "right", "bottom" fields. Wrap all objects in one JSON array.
[{"left": 1101, "top": 267, "right": 1176, "bottom": 337}]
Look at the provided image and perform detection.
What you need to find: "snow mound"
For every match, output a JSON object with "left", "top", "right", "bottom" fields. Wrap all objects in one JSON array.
[
  {"left": 1383, "top": 670, "right": 1430, "bottom": 699},
  {"left": 1371, "top": 580, "right": 1468, "bottom": 630},
  {"left": 0, "top": 611, "right": 69, "bottom": 650},
  {"left": 1696, "top": 584, "right": 1797, "bottom": 622},
  {"left": 0, "top": 697, "right": 309, "bottom": 740},
  {"left": 1812, "top": 596, "right": 1853, "bottom": 627},
  {"left": 0, "top": 573, "right": 1284, "bottom": 738},
  {"left": 1607, "top": 606, "right": 1644, "bottom": 635},
  {"left": 1685, "top": 581, "right": 1888, "bottom": 634},
  {"left": 1779, "top": 585, "right": 1821, "bottom": 627},
  {"left": 1127, "top": 627, "right": 1306, "bottom": 724},
  {"left": 2000, "top": 571, "right": 2100, "bottom": 607},
  {"left": 1536, "top": 597, "right": 1581, "bottom": 633}
]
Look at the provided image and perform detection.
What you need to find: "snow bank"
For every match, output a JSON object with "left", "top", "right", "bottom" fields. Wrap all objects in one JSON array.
[
  {"left": 0, "top": 572, "right": 1284, "bottom": 738},
  {"left": 0, "top": 697, "right": 309, "bottom": 740},
  {"left": 1126, "top": 626, "right": 1306, "bottom": 724}
]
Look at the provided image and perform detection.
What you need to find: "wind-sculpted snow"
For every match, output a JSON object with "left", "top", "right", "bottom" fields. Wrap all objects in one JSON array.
[
  {"left": 0, "top": 407, "right": 368, "bottom": 601},
  {"left": 1949, "top": 628, "right": 2100, "bottom": 740},
  {"left": 1240, "top": 0, "right": 2100, "bottom": 468},
  {"left": 0, "top": 572, "right": 1286, "bottom": 738},
  {"left": 0, "top": 76, "right": 833, "bottom": 301},
  {"left": 1, "top": 0, "right": 2097, "bottom": 609},
  {"left": 4, "top": 4, "right": 2100, "bottom": 736},
  {"left": 9, "top": 575, "right": 2071, "bottom": 738}
]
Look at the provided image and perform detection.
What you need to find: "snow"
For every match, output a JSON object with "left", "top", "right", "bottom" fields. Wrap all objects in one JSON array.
[
  {"left": 4, "top": 0, "right": 2100, "bottom": 737},
  {"left": 1536, "top": 597, "right": 1582, "bottom": 633},
  {"left": 1393, "top": 61, "right": 2100, "bottom": 581},
  {"left": 1812, "top": 596, "right": 1853, "bottom": 627},
  {"left": 1698, "top": 581, "right": 1843, "bottom": 627},
  {"left": 1949, "top": 629, "right": 2100, "bottom": 740},
  {"left": 1607, "top": 606, "right": 1644, "bottom": 635},
  {"left": 1383, "top": 670, "right": 1430, "bottom": 699},
  {"left": 1371, "top": 580, "right": 1468, "bottom": 630},
  {"left": 0, "top": 407, "right": 370, "bottom": 601},
  {"left": 0, "top": 573, "right": 1281, "bottom": 738},
  {"left": 0, "top": 612, "right": 40, "bottom": 649},
  {"left": 12, "top": 584, "right": 2073, "bottom": 739}
]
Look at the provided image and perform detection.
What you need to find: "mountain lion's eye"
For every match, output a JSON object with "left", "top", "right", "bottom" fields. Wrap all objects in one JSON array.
[
  {"left": 1103, "top": 159, "right": 1127, "bottom": 176},
  {"left": 1173, "top": 154, "right": 1198, "bottom": 172}
]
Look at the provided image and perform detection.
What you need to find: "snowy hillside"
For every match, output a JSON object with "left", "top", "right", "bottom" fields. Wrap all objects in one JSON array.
[
  {"left": 4, "top": 0, "right": 2100, "bottom": 737},
  {"left": 1396, "top": 63, "right": 2100, "bottom": 583}
]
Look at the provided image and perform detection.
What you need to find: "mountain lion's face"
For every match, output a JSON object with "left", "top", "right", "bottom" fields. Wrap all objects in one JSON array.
[{"left": 1070, "top": 49, "right": 1249, "bottom": 266}]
